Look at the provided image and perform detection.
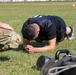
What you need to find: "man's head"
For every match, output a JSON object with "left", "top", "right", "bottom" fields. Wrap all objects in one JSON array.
[{"left": 24, "top": 23, "right": 40, "bottom": 41}]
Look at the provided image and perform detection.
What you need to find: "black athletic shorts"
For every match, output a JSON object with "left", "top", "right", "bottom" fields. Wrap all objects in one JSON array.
[{"left": 53, "top": 16, "right": 67, "bottom": 42}]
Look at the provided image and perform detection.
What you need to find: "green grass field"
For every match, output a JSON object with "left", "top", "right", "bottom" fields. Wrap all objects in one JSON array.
[{"left": 0, "top": 2, "right": 76, "bottom": 75}]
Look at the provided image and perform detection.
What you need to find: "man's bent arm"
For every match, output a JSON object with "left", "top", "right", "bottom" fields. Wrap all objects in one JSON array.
[
  {"left": 33, "top": 38, "right": 56, "bottom": 52},
  {"left": 0, "top": 22, "right": 13, "bottom": 31}
]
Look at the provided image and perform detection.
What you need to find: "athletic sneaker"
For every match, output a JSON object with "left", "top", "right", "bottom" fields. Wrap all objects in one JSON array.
[{"left": 67, "top": 26, "right": 74, "bottom": 40}]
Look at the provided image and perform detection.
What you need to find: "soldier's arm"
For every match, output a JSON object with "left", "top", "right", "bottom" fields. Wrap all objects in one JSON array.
[{"left": 0, "top": 22, "right": 13, "bottom": 31}]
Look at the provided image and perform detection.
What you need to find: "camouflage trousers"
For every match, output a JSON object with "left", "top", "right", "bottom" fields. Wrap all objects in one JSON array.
[{"left": 0, "top": 28, "right": 21, "bottom": 51}]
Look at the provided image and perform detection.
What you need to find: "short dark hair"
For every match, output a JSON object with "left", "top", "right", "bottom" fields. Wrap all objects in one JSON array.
[{"left": 24, "top": 24, "right": 37, "bottom": 40}]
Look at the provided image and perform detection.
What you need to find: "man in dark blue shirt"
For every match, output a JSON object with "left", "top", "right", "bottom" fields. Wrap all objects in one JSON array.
[{"left": 21, "top": 15, "right": 74, "bottom": 53}]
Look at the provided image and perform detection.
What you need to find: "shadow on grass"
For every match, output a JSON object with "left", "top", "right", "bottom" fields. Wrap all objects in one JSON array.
[
  {"left": 13, "top": 41, "right": 48, "bottom": 52},
  {"left": 32, "top": 65, "right": 41, "bottom": 71},
  {"left": 32, "top": 65, "right": 38, "bottom": 69},
  {"left": 13, "top": 44, "right": 24, "bottom": 52},
  {"left": 0, "top": 56, "right": 10, "bottom": 61},
  {"left": 30, "top": 41, "right": 48, "bottom": 47}
]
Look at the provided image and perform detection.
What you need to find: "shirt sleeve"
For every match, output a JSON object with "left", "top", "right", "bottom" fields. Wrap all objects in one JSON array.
[
  {"left": 47, "top": 24, "right": 56, "bottom": 40},
  {"left": 21, "top": 19, "right": 30, "bottom": 38}
]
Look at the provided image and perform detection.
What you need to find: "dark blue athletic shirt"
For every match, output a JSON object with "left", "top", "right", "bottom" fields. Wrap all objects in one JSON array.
[{"left": 21, "top": 15, "right": 66, "bottom": 42}]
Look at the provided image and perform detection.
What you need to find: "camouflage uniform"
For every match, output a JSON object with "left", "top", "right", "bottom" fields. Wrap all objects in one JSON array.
[{"left": 0, "top": 28, "right": 21, "bottom": 51}]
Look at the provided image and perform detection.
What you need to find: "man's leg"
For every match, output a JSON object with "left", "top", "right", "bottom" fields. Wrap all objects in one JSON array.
[{"left": 66, "top": 27, "right": 74, "bottom": 40}]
